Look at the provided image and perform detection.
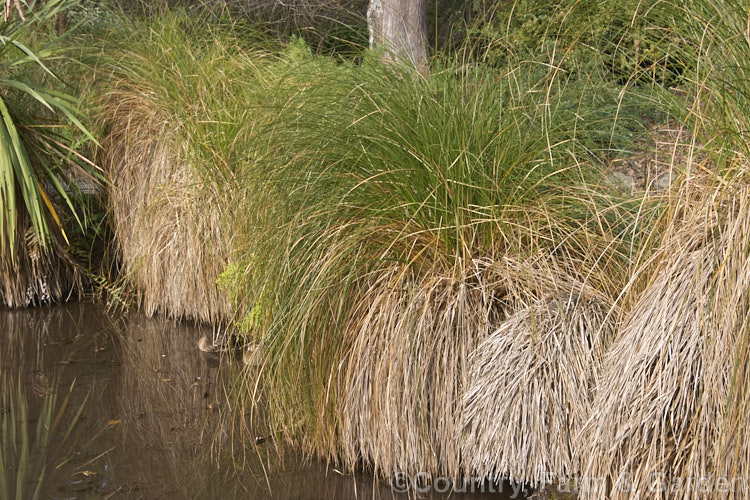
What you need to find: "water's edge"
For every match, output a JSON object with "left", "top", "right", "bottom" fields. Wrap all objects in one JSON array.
[{"left": 1, "top": 302, "right": 521, "bottom": 499}]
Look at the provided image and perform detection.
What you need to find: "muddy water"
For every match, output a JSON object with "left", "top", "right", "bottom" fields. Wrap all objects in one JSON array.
[{"left": 0, "top": 303, "right": 523, "bottom": 499}]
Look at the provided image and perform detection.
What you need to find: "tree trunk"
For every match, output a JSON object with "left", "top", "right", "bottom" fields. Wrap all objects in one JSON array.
[{"left": 367, "top": 0, "right": 428, "bottom": 74}]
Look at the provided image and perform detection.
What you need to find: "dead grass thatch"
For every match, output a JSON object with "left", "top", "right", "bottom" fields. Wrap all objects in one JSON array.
[
  {"left": 335, "top": 248, "right": 620, "bottom": 485},
  {"left": 337, "top": 259, "right": 501, "bottom": 479},
  {"left": 97, "top": 87, "right": 232, "bottom": 323},
  {"left": 579, "top": 173, "right": 750, "bottom": 499},
  {"left": 462, "top": 261, "right": 615, "bottom": 487},
  {"left": 0, "top": 215, "right": 83, "bottom": 308}
]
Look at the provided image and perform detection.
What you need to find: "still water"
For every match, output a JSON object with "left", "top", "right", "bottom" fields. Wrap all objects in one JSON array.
[{"left": 0, "top": 303, "right": 524, "bottom": 499}]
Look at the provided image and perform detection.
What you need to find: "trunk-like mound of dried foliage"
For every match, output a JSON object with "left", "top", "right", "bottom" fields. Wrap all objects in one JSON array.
[
  {"left": 461, "top": 258, "right": 615, "bottom": 487},
  {"left": 338, "top": 260, "right": 503, "bottom": 479},
  {"left": 580, "top": 173, "right": 750, "bottom": 499},
  {"left": 97, "top": 89, "right": 232, "bottom": 323}
]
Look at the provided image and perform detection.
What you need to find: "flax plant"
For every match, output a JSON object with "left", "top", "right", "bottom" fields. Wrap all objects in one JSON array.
[
  {"left": 0, "top": 376, "right": 88, "bottom": 500},
  {"left": 0, "top": 0, "right": 98, "bottom": 306}
]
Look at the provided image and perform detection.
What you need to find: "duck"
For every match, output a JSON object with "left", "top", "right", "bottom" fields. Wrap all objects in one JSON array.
[
  {"left": 198, "top": 334, "right": 264, "bottom": 366},
  {"left": 197, "top": 335, "right": 222, "bottom": 354}
]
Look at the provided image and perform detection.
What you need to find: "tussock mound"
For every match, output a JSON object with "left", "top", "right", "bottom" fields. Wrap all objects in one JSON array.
[
  {"left": 99, "top": 101, "right": 232, "bottom": 323},
  {"left": 580, "top": 179, "right": 750, "bottom": 499},
  {"left": 91, "top": 19, "right": 259, "bottom": 323},
  {"left": 462, "top": 275, "right": 613, "bottom": 487},
  {"left": 338, "top": 260, "right": 501, "bottom": 478}
]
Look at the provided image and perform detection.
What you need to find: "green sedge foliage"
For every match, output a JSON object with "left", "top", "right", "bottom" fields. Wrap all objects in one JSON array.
[
  {"left": 672, "top": 0, "right": 750, "bottom": 161},
  {"left": 243, "top": 38, "right": 657, "bottom": 312},
  {"left": 0, "top": 0, "right": 97, "bottom": 259},
  {"left": 269, "top": 59, "right": 622, "bottom": 254},
  {"left": 88, "top": 9, "right": 280, "bottom": 199}
]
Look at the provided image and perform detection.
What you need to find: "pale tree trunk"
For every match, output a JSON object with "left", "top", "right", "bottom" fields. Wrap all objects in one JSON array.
[{"left": 367, "top": 0, "right": 428, "bottom": 74}]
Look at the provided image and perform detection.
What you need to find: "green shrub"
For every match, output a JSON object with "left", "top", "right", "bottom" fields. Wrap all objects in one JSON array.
[{"left": 462, "top": 0, "right": 686, "bottom": 85}]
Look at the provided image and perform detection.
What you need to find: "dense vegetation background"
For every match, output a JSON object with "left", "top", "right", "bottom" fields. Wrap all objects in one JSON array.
[{"left": 3, "top": 0, "right": 750, "bottom": 498}]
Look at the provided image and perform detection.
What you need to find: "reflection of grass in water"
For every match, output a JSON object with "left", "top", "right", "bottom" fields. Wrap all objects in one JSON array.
[
  {"left": 0, "top": 376, "right": 88, "bottom": 500},
  {"left": 115, "top": 318, "right": 240, "bottom": 496}
]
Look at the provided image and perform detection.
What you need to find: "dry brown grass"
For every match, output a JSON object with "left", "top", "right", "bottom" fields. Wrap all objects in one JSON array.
[
  {"left": 334, "top": 247, "right": 621, "bottom": 484},
  {"left": 337, "top": 259, "right": 501, "bottom": 479},
  {"left": 461, "top": 257, "right": 615, "bottom": 487},
  {"left": 579, "top": 170, "right": 750, "bottom": 499},
  {"left": 96, "top": 86, "right": 233, "bottom": 323}
]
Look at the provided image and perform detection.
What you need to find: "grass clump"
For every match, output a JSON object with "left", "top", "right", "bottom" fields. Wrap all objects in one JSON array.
[
  {"left": 228, "top": 41, "right": 658, "bottom": 480},
  {"left": 580, "top": 173, "right": 750, "bottom": 499},
  {"left": 577, "top": 0, "right": 750, "bottom": 496},
  {"left": 89, "top": 12, "right": 273, "bottom": 322},
  {"left": 79, "top": 1, "right": 701, "bottom": 489}
]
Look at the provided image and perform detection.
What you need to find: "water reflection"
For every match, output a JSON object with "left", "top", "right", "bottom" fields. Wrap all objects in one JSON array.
[{"left": 0, "top": 303, "right": 519, "bottom": 499}]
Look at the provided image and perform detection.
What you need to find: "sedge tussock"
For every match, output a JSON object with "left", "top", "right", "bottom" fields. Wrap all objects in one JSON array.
[
  {"left": 91, "top": 15, "right": 269, "bottom": 322},
  {"left": 462, "top": 265, "right": 614, "bottom": 487},
  {"left": 232, "top": 47, "right": 655, "bottom": 482},
  {"left": 580, "top": 175, "right": 750, "bottom": 499}
]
